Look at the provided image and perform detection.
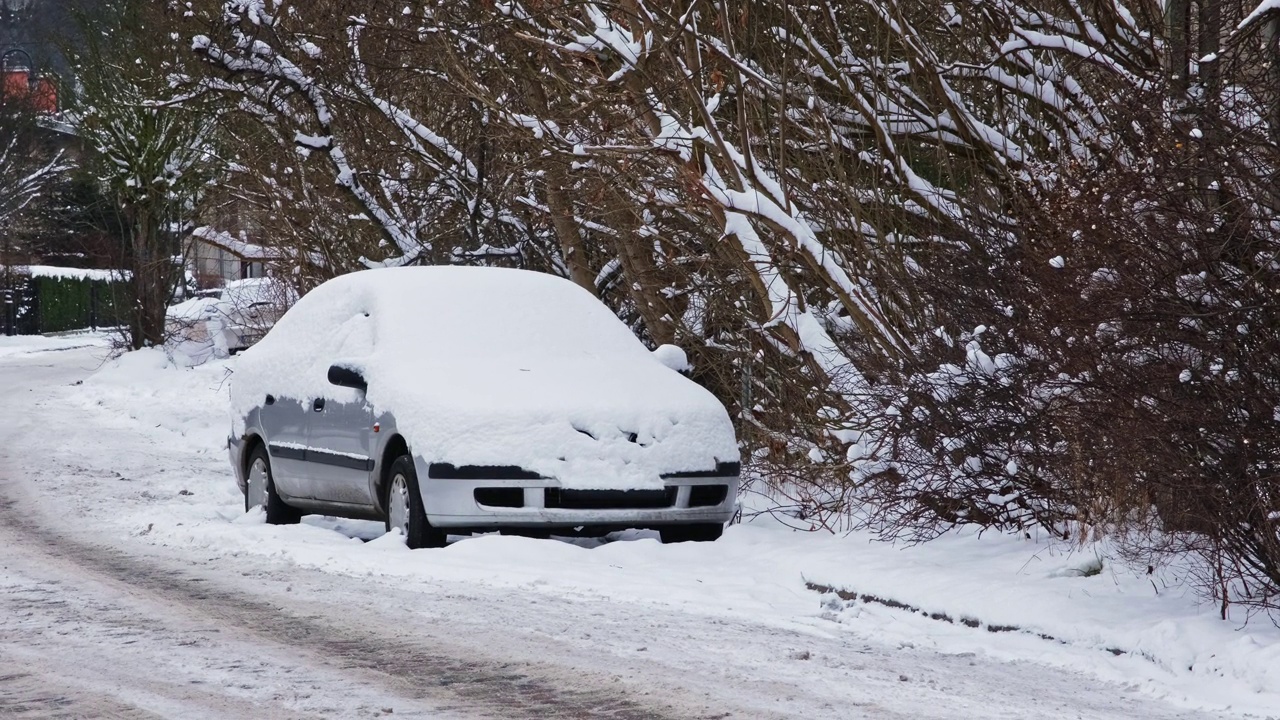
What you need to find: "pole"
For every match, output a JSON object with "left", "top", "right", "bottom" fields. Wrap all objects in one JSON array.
[{"left": 2, "top": 218, "right": 10, "bottom": 336}]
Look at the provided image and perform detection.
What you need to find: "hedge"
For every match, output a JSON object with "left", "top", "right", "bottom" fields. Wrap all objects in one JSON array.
[{"left": 2, "top": 271, "right": 129, "bottom": 335}]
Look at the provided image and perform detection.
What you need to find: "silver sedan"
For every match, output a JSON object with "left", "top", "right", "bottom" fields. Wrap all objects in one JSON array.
[{"left": 227, "top": 267, "right": 741, "bottom": 547}]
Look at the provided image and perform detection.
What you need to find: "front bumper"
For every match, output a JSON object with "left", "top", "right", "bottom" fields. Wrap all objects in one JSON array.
[{"left": 419, "top": 472, "right": 739, "bottom": 529}]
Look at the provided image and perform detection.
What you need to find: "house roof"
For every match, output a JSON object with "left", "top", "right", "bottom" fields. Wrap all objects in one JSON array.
[{"left": 191, "top": 226, "right": 281, "bottom": 261}]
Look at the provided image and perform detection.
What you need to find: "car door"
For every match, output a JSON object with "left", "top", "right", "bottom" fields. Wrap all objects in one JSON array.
[
  {"left": 304, "top": 388, "right": 376, "bottom": 506},
  {"left": 259, "top": 394, "right": 315, "bottom": 500}
]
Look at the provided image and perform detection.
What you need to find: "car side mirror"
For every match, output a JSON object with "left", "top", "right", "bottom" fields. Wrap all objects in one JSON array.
[{"left": 327, "top": 364, "right": 367, "bottom": 392}]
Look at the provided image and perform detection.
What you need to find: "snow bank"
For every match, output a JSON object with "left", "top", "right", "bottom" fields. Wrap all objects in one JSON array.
[
  {"left": 81, "top": 348, "right": 234, "bottom": 441},
  {"left": 166, "top": 293, "right": 220, "bottom": 322},
  {"left": 230, "top": 267, "right": 738, "bottom": 489},
  {"left": 795, "top": 524, "right": 1280, "bottom": 712}
]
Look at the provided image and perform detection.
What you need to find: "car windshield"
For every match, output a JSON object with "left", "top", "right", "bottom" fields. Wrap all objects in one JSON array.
[{"left": 365, "top": 268, "right": 649, "bottom": 363}]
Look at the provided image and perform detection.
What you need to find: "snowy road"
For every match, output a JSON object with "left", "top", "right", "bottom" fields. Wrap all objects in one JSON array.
[
  {"left": 0, "top": 341, "right": 1267, "bottom": 719},
  {"left": 0, "top": 498, "right": 696, "bottom": 719}
]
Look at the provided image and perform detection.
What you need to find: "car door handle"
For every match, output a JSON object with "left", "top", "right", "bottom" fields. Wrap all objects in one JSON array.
[
  {"left": 313, "top": 398, "right": 325, "bottom": 412},
  {"left": 265, "top": 394, "right": 275, "bottom": 405}
]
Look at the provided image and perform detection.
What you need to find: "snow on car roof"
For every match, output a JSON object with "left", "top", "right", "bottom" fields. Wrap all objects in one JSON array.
[
  {"left": 231, "top": 266, "right": 738, "bottom": 490},
  {"left": 222, "top": 277, "right": 293, "bottom": 305},
  {"left": 168, "top": 277, "right": 290, "bottom": 320},
  {"left": 167, "top": 294, "right": 220, "bottom": 320}
]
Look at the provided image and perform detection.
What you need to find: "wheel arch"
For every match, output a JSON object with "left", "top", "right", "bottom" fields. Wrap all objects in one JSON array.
[
  {"left": 241, "top": 433, "right": 266, "bottom": 478},
  {"left": 376, "top": 433, "right": 410, "bottom": 508}
]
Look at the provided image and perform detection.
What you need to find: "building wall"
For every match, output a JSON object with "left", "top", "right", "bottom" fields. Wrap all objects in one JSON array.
[{"left": 188, "top": 240, "right": 266, "bottom": 288}]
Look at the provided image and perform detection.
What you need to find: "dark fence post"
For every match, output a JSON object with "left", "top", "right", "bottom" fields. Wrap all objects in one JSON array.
[
  {"left": 2, "top": 288, "right": 12, "bottom": 337},
  {"left": 90, "top": 282, "right": 99, "bottom": 331},
  {"left": 33, "top": 280, "right": 41, "bottom": 335}
]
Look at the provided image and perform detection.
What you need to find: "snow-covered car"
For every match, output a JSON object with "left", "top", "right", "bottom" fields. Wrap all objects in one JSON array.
[
  {"left": 227, "top": 266, "right": 740, "bottom": 547},
  {"left": 167, "top": 278, "right": 290, "bottom": 357}
]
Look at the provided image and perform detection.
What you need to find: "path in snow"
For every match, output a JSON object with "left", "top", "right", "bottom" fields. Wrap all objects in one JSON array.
[{"left": 0, "top": 343, "right": 1249, "bottom": 719}]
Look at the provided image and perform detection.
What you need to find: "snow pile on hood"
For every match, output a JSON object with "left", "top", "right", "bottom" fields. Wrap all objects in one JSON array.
[{"left": 231, "top": 267, "right": 738, "bottom": 490}]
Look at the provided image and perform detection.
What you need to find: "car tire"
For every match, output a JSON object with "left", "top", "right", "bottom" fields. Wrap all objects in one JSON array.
[
  {"left": 659, "top": 523, "right": 723, "bottom": 544},
  {"left": 245, "top": 445, "right": 302, "bottom": 525},
  {"left": 385, "top": 455, "right": 447, "bottom": 549}
]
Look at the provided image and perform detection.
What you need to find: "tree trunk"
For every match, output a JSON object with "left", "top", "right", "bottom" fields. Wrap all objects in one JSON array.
[
  {"left": 1267, "top": 16, "right": 1280, "bottom": 148},
  {"left": 1197, "top": 0, "right": 1221, "bottom": 97},
  {"left": 1197, "top": 0, "right": 1222, "bottom": 199},
  {"left": 1166, "top": 0, "right": 1191, "bottom": 99},
  {"left": 125, "top": 204, "right": 177, "bottom": 350},
  {"left": 604, "top": 190, "right": 677, "bottom": 346},
  {"left": 542, "top": 163, "right": 598, "bottom": 295},
  {"left": 519, "top": 77, "right": 596, "bottom": 295}
]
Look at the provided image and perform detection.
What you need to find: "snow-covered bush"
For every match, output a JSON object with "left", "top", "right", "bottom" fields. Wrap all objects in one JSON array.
[
  {"left": 165, "top": 0, "right": 1280, "bottom": 615},
  {"left": 859, "top": 77, "right": 1280, "bottom": 618}
]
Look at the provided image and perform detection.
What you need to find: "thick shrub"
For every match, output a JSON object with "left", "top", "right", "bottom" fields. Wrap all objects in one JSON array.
[{"left": 6, "top": 273, "right": 129, "bottom": 334}]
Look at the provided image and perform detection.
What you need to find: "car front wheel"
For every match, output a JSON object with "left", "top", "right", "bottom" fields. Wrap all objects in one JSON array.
[
  {"left": 245, "top": 445, "right": 302, "bottom": 525},
  {"left": 659, "top": 523, "right": 723, "bottom": 544},
  {"left": 385, "top": 455, "right": 447, "bottom": 549}
]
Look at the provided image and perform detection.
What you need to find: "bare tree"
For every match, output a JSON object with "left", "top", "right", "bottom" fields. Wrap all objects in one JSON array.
[
  {"left": 0, "top": 88, "right": 70, "bottom": 257},
  {"left": 67, "top": 0, "right": 219, "bottom": 349}
]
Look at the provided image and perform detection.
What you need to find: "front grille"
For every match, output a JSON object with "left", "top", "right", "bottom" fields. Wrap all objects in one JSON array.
[
  {"left": 545, "top": 488, "right": 678, "bottom": 510},
  {"left": 688, "top": 484, "right": 729, "bottom": 507},
  {"left": 474, "top": 488, "right": 524, "bottom": 508},
  {"left": 430, "top": 463, "right": 542, "bottom": 480}
]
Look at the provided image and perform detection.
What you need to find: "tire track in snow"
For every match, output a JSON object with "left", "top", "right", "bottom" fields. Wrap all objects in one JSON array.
[
  {"left": 0, "top": 497, "right": 691, "bottom": 720},
  {"left": 0, "top": 668, "right": 164, "bottom": 719}
]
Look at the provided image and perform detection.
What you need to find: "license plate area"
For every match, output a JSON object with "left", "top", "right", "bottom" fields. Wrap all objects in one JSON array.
[{"left": 544, "top": 488, "right": 677, "bottom": 510}]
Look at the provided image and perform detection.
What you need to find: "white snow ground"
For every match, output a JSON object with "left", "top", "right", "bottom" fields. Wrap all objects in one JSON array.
[{"left": 0, "top": 335, "right": 1277, "bottom": 719}]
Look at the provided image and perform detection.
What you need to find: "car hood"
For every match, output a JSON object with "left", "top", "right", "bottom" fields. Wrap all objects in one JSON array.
[{"left": 366, "top": 355, "right": 738, "bottom": 491}]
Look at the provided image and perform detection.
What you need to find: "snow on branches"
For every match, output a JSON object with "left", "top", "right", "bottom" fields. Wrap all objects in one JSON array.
[{"left": 178, "top": 1, "right": 1280, "bottom": 614}]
